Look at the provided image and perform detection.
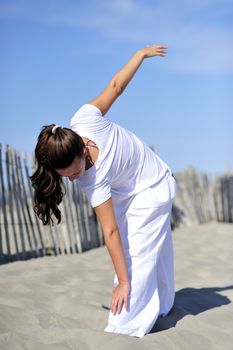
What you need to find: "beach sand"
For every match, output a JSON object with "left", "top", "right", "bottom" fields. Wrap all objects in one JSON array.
[{"left": 0, "top": 221, "right": 232, "bottom": 349}]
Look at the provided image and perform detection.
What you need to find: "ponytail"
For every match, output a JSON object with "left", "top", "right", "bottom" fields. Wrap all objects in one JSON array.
[
  {"left": 30, "top": 162, "right": 64, "bottom": 225},
  {"left": 30, "top": 124, "right": 85, "bottom": 225}
]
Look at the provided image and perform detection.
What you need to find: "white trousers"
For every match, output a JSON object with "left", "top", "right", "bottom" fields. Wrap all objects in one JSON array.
[{"left": 104, "top": 174, "right": 177, "bottom": 338}]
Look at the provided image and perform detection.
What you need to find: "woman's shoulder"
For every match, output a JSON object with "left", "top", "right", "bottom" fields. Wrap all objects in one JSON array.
[
  {"left": 70, "top": 104, "right": 102, "bottom": 123},
  {"left": 70, "top": 104, "right": 112, "bottom": 132}
]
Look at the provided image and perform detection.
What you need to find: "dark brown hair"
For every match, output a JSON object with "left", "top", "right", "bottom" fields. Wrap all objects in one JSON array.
[{"left": 30, "top": 125, "right": 85, "bottom": 225}]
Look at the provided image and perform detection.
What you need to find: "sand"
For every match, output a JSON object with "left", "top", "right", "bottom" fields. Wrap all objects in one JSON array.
[{"left": 0, "top": 221, "right": 232, "bottom": 350}]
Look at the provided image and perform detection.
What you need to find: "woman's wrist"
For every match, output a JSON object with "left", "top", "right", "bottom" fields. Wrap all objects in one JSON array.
[
  {"left": 136, "top": 49, "right": 146, "bottom": 60},
  {"left": 119, "top": 279, "right": 130, "bottom": 285}
]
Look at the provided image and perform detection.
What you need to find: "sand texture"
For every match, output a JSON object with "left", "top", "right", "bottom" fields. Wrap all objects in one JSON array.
[{"left": 0, "top": 221, "right": 232, "bottom": 349}]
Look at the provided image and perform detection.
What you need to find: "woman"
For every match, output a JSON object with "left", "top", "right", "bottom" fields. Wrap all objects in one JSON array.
[{"left": 30, "top": 44, "right": 177, "bottom": 338}]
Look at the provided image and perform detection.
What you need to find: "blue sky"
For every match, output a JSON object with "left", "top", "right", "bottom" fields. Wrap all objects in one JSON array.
[{"left": 0, "top": 0, "right": 232, "bottom": 175}]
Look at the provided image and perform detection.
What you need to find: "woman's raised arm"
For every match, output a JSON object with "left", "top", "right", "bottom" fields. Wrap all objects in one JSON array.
[{"left": 88, "top": 44, "right": 168, "bottom": 116}]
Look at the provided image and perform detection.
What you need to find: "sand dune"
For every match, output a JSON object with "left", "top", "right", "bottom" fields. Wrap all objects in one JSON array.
[{"left": 0, "top": 221, "right": 232, "bottom": 349}]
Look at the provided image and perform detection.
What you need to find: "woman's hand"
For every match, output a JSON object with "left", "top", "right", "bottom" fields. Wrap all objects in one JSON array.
[
  {"left": 110, "top": 281, "right": 131, "bottom": 315},
  {"left": 140, "top": 44, "right": 168, "bottom": 58}
]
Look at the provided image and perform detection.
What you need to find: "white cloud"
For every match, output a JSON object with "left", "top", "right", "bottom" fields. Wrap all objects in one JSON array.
[
  {"left": 1, "top": 0, "right": 233, "bottom": 74},
  {"left": 42, "top": 0, "right": 233, "bottom": 74}
]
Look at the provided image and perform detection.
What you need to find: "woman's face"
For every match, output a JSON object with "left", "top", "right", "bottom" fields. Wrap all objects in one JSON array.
[{"left": 55, "top": 155, "right": 86, "bottom": 181}]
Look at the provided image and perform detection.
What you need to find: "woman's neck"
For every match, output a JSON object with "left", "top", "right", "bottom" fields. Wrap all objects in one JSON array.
[{"left": 82, "top": 137, "right": 99, "bottom": 169}]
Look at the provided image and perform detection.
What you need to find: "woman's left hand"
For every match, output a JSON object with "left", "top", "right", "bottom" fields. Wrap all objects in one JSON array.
[
  {"left": 140, "top": 44, "right": 168, "bottom": 58},
  {"left": 110, "top": 281, "right": 131, "bottom": 315}
]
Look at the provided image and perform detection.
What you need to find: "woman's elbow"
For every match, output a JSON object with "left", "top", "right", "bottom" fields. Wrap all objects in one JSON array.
[
  {"left": 110, "top": 80, "right": 123, "bottom": 96},
  {"left": 103, "top": 228, "right": 120, "bottom": 242}
]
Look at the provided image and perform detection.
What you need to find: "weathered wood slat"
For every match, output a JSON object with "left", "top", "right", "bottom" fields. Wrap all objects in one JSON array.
[
  {"left": 5, "top": 145, "right": 20, "bottom": 261},
  {"left": 23, "top": 152, "right": 44, "bottom": 257},
  {"left": 76, "top": 186, "right": 90, "bottom": 250},
  {"left": 13, "top": 148, "right": 34, "bottom": 259},
  {"left": 229, "top": 177, "right": 233, "bottom": 222},
  {"left": 73, "top": 182, "right": 86, "bottom": 251},
  {"left": 71, "top": 180, "right": 83, "bottom": 253},
  {"left": 14, "top": 149, "right": 37, "bottom": 259},
  {"left": 0, "top": 144, "right": 11, "bottom": 262},
  {"left": 8, "top": 146, "right": 27, "bottom": 260},
  {"left": 64, "top": 178, "right": 77, "bottom": 254}
]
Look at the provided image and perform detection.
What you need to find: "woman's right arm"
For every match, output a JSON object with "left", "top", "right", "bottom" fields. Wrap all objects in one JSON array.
[
  {"left": 94, "top": 198, "right": 131, "bottom": 315},
  {"left": 88, "top": 44, "right": 168, "bottom": 116},
  {"left": 94, "top": 198, "right": 129, "bottom": 284}
]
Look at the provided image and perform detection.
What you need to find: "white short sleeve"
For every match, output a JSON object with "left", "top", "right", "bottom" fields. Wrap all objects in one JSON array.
[
  {"left": 70, "top": 104, "right": 111, "bottom": 138},
  {"left": 80, "top": 178, "right": 111, "bottom": 208},
  {"left": 71, "top": 103, "right": 102, "bottom": 120}
]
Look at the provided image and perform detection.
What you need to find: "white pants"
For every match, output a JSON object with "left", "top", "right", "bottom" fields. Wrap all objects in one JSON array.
[{"left": 104, "top": 174, "right": 177, "bottom": 338}]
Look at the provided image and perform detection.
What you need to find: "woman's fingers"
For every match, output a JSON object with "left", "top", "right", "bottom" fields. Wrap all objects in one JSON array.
[
  {"left": 111, "top": 282, "right": 131, "bottom": 314},
  {"left": 111, "top": 296, "right": 125, "bottom": 314},
  {"left": 110, "top": 297, "right": 117, "bottom": 314},
  {"left": 141, "top": 44, "right": 168, "bottom": 58},
  {"left": 156, "top": 48, "right": 168, "bottom": 53},
  {"left": 111, "top": 293, "right": 118, "bottom": 314},
  {"left": 117, "top": 299, "right": 124, "bottom": 314},
  {"left": 112, "top": 298, "right": 123, "bottom": 314}
]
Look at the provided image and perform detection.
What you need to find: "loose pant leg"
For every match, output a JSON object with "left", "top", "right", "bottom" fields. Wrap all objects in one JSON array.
[
  {"left": 154, "top": 175, "right": 176, "bottom": 317},
  {"left": 157, "top": 221, "right": 175, "bottom": 317}
]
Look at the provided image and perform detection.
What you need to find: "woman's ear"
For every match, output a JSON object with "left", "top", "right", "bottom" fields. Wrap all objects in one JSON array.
[{"left": 83, "top": 147, "right": 87, "bottom": 156}]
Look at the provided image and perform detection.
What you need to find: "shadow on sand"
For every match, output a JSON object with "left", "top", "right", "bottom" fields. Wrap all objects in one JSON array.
[{"left": 149, "top": 285, "right": 232, "bottom": 334}]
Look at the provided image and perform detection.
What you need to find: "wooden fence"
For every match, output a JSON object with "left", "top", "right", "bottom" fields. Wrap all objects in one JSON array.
[
  {"left": 0, "top": 144, "right": 232, "bottom": 264},
  {"left": 0, "top": 144, "right": 104, "bottom": 264},
  {"left": 171, "top": 165, "right": 233, "bottom": 227}
]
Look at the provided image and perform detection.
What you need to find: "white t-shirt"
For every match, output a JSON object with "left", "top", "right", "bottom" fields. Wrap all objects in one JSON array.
[{"left": 70, "top": 104, "right": 172, "bottom": 208}]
